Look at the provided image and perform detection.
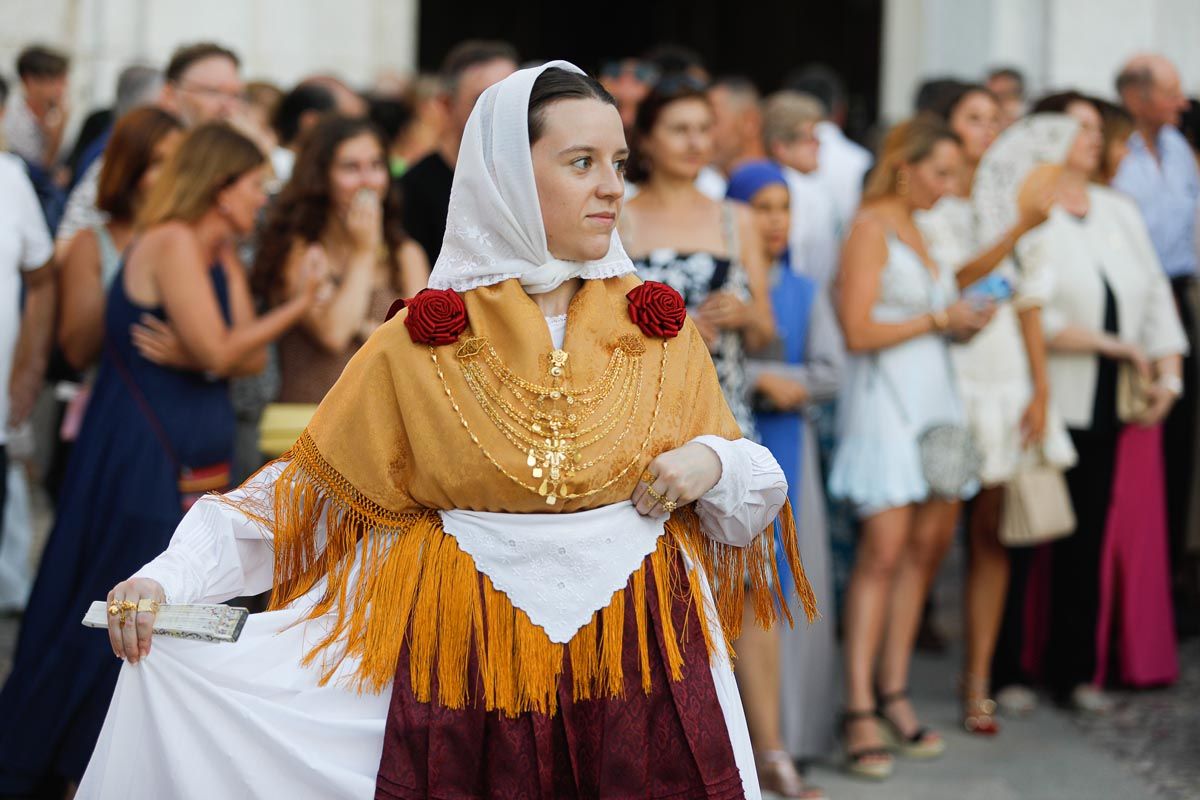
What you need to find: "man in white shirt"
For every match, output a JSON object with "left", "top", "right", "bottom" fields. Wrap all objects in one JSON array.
[
  {"left": 0, "top": 151, "right": 55, "bottom": 534},
  {"left": 784, "top": 65, "right": 872, "bottom": 229},
  {"left": 762, "top": 91, "right": 842, "bottom": 286},
  {"left": 3, "top": 45, "right": 70, "bottom": 172}
]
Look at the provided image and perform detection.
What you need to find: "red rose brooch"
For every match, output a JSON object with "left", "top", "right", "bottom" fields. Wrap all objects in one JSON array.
[
  {"left": 388, "top": 288, "right": 469, "bottom": 346},
  {"left": 626, "top": 281, "right": 686, "bottom": 339}
]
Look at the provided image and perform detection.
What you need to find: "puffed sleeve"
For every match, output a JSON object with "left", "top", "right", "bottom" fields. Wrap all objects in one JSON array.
[
  {"left": 131, "top": 462, "right": 287, "bottom": 604},
  {"left": 1114, "top": 196, "right": 1189, "bottom": 359}
]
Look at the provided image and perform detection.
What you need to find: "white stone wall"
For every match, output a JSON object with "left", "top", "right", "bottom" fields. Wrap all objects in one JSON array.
[
  {"left": 881, "top": 0, "right": 1200, "bottom": 121},
  {"left": 0, "top": 0, "right": 418, "bottom": 113}
]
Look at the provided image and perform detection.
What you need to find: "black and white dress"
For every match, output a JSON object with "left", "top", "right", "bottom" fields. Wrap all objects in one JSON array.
[{"left": 632, "top": 203, "right": 758, "bottom": 441}]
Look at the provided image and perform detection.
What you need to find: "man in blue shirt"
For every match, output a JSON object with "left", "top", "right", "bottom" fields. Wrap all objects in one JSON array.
[{"left": 1114, "top": 53, "right": 1200, "bottom": 636}]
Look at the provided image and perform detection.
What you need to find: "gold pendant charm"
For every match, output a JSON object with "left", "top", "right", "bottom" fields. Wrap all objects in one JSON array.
[
  {"left": 532, "top": 467, "right": 543, "bottom": 479},
  {"left": 546, "top": 494, "right": 557, "bottom": 505}
]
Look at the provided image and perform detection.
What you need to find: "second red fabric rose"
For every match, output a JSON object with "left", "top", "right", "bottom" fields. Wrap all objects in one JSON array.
[{"left": 626, "top": 281, "right": 686, "bottom": 339}]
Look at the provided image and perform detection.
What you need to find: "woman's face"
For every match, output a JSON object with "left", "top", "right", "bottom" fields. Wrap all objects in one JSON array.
[
  {"left": 641, "top": 97, "right": 714, "bottom": 181},
  {"left": 137, "top": 128, "right": 184, "bottom": 199},
  {"left": 748, "top": 183, "right": 791, "bottom": 260},
  {"left": 907, "top": 139, "right": 964, "bottom": 211},
  {"left": 1064, "top": 100, "right": 1104, "bottom": 176},
  {"left": 948, "top": 90, "right": 1000, "bottom": 164},
  {"left": 329, "top": 132, "right": 390, "bottom": 216},
  {"left": 531, "top": 98, "right": 628, "bottom": 262},
  {"left": 218, "top": 165, "right": 271, "bottom": 235}
]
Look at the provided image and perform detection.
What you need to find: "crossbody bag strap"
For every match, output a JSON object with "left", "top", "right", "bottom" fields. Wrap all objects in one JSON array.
[{"left": 104, "top": 338, "right": 181, "bottom": 471}]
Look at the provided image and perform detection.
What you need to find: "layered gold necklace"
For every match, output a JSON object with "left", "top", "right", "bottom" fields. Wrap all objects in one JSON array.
[{"left": 432, "top": 333, "right": 667, "bottom": 505}]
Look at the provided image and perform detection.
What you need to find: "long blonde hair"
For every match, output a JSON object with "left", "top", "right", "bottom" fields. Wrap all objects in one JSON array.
[
  {"left": 138, "top": 122, "right": 265, "bottom": 228},
  {"left": 862, "top": 115, "right": 961, "bottom": 203}
]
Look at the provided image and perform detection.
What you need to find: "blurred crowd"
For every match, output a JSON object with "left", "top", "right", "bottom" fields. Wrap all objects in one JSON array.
[{"left": 1, "top": 35, "right": 1198, "bottom": 800}]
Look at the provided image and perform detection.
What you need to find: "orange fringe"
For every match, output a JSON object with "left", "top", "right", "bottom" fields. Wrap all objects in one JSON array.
[{"left": 226, "top": 431, "right": 818, "bottom": 718}]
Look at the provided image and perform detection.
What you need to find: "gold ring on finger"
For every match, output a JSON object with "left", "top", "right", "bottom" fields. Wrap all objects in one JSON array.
[
  {"left": 645, "top": 485, "right": 666, "bottom": 504},
  {"left": 137, "top": 598, "right": 160, "bottom": 614},
  {"left": 108, "top": 603, "right": 122, "bottom": 617},
  {"left": 641, "top": 470, "right": 657, "bottom": 485},
  {"left": 662, "top": 499, "right": 677, "bottom": 514}
]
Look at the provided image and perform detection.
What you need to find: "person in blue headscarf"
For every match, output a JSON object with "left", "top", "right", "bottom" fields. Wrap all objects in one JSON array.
[{"left": 727, "top": 160, "right": 843, "bottom": 798}]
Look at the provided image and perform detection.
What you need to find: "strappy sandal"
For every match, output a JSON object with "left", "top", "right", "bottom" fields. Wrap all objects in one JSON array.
[
  {"left": 876, "top": 689, "right": 946, "bottom": 759},
  {"left": 840, "top": 708, "right": 894, "bottom": 780},
  {"left": 961, "top": 675, "right": 1000, "bottom": 735},
  {"left": 755, "top": 750, "right": 827, "bottom": 799}
]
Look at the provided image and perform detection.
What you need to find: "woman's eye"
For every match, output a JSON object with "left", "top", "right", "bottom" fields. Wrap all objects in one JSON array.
[
  {"left": 572, "top": 157, "right": 592, "bottom": 169},
  {"left": 614, "top": 159, "right": 627, "bottom": 174}
]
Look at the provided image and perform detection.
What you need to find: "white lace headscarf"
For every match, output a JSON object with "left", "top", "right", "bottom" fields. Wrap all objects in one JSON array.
[
  {"left": 426, "top": 60, "right": 635, "bottom": 295},
  {"left": 972, "top": 113, "right": 1079, "bottom": 245}
]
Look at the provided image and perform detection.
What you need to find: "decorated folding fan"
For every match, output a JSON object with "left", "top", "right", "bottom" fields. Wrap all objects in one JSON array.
[
  {"left": 972, "top": 113, "right": 1080, "bottom": 246},
  {"left": 82, "top": 602, "right": 248, "bottom": 643}
]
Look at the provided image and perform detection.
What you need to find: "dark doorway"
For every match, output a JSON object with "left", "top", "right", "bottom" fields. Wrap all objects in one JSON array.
[{"left": 417, "top": 0, "right": 883, "bottom": 141}]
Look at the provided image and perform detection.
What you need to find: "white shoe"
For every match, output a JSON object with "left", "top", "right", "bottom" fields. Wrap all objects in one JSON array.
[
  {"left": 996, "top": 684, "right": 1038, "bottom": 716},
  {"left": 1070, "top": 684, "right": 1114, "bottom": 714}
]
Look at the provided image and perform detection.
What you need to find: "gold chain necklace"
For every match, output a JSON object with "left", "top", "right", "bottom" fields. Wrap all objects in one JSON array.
[{"left": 432, "top": 334, "right": 667, "bottom": 505}]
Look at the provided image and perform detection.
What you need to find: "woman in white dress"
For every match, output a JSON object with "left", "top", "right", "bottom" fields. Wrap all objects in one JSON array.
[
  {"left": 78, "top": 62, "right": 814, "bottom": 800},
  {"left": 917, "top": 84, "right": 1073, "bottom": 733},
  {"left": 828, "top": 117, "right": 996, "bottom": 779}
]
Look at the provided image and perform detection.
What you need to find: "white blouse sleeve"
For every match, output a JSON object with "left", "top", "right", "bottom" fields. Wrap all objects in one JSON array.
[
  {"left": 1118, "top": 200, "right": 1190, "bottom": 359},
  {"left": 131, "top": 462, "right": 288, "bottom": 604},
  {"left": 689, "top": 435, "right": 788, "bottom": 547}
]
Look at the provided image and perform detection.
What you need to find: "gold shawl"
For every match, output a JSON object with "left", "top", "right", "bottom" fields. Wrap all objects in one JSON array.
[{"left": 232, "top": 275, "right": 816, "bottom": 716}]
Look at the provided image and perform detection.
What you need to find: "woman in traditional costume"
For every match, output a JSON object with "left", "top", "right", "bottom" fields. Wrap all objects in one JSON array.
[{"left": 80, "top": 62, "right": 813, "bottom": 800}]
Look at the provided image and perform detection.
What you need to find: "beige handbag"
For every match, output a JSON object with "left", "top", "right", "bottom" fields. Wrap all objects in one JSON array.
[
  {"left": 1117, "top": 363, "right": 1152, "bottom": 423},
  {"left": 1000, "top": 455, "right": 1077, "bottom": 547}
]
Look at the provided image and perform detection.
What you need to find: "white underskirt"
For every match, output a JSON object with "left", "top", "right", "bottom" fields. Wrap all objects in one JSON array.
[{"left": 76, "top": 546, "right": 760, "bottom": 800}]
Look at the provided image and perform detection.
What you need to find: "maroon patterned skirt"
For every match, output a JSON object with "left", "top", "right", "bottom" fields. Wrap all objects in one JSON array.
[{"left": 374, "top": 551, "right": 745, "bottom": 799}]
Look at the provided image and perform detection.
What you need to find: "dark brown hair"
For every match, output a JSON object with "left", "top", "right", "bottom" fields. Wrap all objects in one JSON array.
[
  {"left": 253, "top": 115, "right": 407, "bottom": 300},
  {"left": 625, "top": 76, "right": 710, "bottom": 184},
  {"left": 16, "top": 45, "right": 68, "bottom": 79},
  {"left": 527, "top": 67, "right": 616, "bottom": 145},
  {"left": 165, "top": 42, "right": 240, "bottom": 83},
  {"left": 97, "top": 107, "right": 184, "bottom": 221},
  {"left": 440, "top": 40, "right": 518, "bottom": 95}
]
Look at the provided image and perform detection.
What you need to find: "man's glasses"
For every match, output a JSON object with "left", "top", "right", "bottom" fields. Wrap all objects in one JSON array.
[{"left": 174, "top": 81, "right": 245, "bottom": 104}]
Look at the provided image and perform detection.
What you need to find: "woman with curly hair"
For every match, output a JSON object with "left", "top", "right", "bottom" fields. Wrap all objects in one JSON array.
[{"left": 255, "top": 114, "right": 429, "bottom": 404}]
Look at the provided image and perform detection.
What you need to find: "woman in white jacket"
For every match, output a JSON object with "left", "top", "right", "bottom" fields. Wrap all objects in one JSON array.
[{"left": 1016, "top": 95, "right": 1186, "bottom": 711}]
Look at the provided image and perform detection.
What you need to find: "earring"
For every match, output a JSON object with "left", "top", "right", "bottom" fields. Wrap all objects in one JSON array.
[{"left": 896, "top": 170, "right": 910, "bottom": 197}]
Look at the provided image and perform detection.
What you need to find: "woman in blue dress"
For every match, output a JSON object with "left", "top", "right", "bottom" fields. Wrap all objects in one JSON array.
[
  {"left": 0, "top": 123, "right": 318, "bottom": 797},
  {"left": 727, "top": 161, "right": 842, "bottom": 799}
]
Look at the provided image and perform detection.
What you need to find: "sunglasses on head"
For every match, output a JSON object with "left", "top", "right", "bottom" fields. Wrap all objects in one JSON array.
[
  {"left": 652, "top": 72, "right": 709, "bottom": 95},
  {"left": 599, "top": 61, "right": 660, "bottom": 85}
]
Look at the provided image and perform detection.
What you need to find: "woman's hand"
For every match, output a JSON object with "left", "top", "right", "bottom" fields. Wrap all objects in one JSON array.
[
  {"left": 297, "top": 244, "right": 330, "bottom": 306},
  {"left": 1135, "top": 383, "right": 1177, "bottom": 427},
  {"left": 346, "top": 190, "right": 383, "bottom": 256},
  {"left": 1015, "top": 163, "right": 1060, "bottom": 235},
  {"left": 131, "top": 314, "right": 196, "bottom": 369},
  {"left": 944, "top": 299, "right": 995, "bottom": 342},
  {"left": 756, "top": 372, "right": 810, "bottom": 411},
  {"left": 106, "top": 577, "right": 166, "bottom": 664},
  {"left": 631, "top": 442, "right": 723, "bottom": 518},
  {"left": 692, "top": 313, "right": 721, "bottom": 352},
  {"left": 1020, "top": 390, "right": 1048, "bottom": 447},
  {"left": 696, "top": 291, "right": 751, "bottom": 332}
]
